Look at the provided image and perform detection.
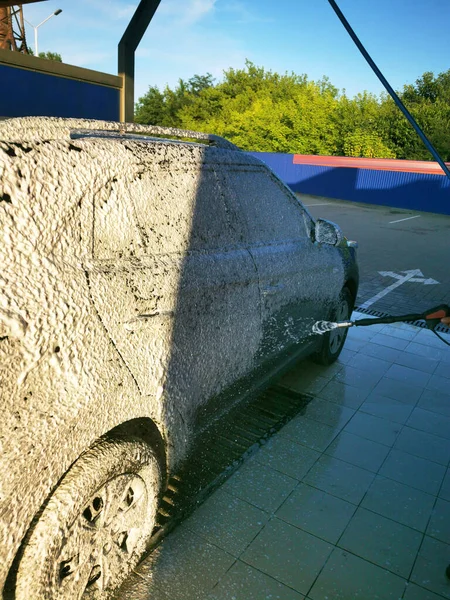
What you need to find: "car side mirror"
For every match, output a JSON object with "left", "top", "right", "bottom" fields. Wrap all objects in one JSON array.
[{"left": 315, "top": 219, "right": 344, "bottom": 246}]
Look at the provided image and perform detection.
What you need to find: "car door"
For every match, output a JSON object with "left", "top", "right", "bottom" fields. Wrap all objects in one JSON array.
[
  {"left": 87, "top": 141, "right": 262, "bottom": 429},
  {"left": 223, "top": 164, "right": 345, "bottom": 365}
]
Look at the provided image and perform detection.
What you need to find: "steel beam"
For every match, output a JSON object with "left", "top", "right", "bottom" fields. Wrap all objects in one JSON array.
[{"left": 118, "top": 0, "right": 161, "bottom": 123}]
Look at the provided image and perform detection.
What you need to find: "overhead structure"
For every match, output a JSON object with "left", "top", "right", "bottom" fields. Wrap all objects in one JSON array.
[
  {"left": 0, "top": 1, "right": 46, "bottom": 5},
  {"left": 0, "top": 5, "right": 28, "bottom": 52},
  {"left": 118, "top": 0, "right": 162, "bottom": 122}
]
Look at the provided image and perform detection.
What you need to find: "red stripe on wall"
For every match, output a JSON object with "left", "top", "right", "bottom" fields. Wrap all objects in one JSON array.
[{"left": 292, "top": 155, "right": 450, "bottom": 175}]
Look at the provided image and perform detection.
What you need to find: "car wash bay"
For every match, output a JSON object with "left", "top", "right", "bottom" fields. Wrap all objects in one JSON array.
[{"left": 117, "top": 198, "right": 450, "bottom": 600}]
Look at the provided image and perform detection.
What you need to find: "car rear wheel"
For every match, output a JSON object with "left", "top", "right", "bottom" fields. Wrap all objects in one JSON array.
[
  {"left": 14, "top": 435, "right": 161, "bottom": 600},
  {"left": 312, "top": 287, "right": 353, "bottom": 365}
]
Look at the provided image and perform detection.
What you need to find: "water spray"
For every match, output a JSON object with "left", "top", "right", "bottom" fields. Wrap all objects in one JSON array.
[{"left": 313, "top": 304, "right": 450, "bottom": 346}]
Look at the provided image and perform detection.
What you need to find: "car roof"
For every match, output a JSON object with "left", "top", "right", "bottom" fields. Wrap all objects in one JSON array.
[{"left": 0, "top": 117, "right": 240, "bottom": 152}]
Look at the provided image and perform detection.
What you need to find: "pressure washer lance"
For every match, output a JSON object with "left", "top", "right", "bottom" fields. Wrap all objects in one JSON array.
[{"left": 313, "top": 304, "right": 450, "bottom": 346}]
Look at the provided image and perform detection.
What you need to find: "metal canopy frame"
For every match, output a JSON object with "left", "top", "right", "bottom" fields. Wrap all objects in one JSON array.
[{"left": 118, "top": 0, "right": 161, "bottom": 123}]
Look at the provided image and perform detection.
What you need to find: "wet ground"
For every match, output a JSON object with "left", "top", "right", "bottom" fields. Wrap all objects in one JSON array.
[{"left": 119, "top": 311, "right": 450, "bottom": 600}]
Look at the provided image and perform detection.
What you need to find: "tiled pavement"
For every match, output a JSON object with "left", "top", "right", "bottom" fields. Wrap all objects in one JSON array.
[{"left": 121, "top": 312, "right": 450, "bottom": 600}]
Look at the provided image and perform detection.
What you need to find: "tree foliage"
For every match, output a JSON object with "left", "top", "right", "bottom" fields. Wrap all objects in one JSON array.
[
  {"left": 27, "top": 48, "right": 62, "bottom": 62},
  {"left": 38, "top": 51, "right": 62, "bottom": 62},
  {"left": 135, "top": 61, "right": 450, "bottom": 161}
]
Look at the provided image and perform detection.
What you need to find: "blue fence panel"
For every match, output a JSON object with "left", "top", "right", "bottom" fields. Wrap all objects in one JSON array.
[
  {"left": 0, "top": 64, "right": 120, "bottom": 120},
  {"left": 248, "top": 152, "right": 450, "bottom": 216}
]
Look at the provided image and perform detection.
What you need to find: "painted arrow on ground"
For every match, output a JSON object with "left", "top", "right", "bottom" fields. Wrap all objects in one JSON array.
[{"left": 360, "top": 269, "right": 440, "bottom": 310}]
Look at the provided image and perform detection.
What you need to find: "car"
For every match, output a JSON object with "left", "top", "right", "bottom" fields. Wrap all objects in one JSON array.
[{"left": 0, "top": 117, "right": 358, "bottom": 599}]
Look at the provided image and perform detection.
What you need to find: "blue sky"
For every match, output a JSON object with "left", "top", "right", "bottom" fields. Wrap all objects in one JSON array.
[{"left": 23, "top": 0, "right": 450, "bottom": 102}]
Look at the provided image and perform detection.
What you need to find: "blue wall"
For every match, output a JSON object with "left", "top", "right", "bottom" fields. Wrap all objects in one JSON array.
[
  {"left": 0, "top": 64, "right": 119, "bottom": 120},
  {"left": 248, "top": 152, "right": 450, "bottom": 216}
]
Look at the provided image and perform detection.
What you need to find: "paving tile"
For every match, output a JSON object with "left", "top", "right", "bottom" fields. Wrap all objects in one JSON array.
[
  {"left": 371, "top": 333, "right": 410, "bottom": 350},
  {"left": 280, "top": 373, "right": 330, "bottom": 396},
  {"left": 440, "top": 469, "right": 450, "bottom": 502},
  {"left": 379, "top": 449, "right": 446, "bottom": 495},
  {"left": 411, "top": 536, "right": 450, "bottom": 599},
  {"left": 418, "top": 389, "right": 450, "bottom": 417},
  {"left": 301, "top": 398, "right": 355, "bottom": 430},
  {"left": 303, "top": 455, "right": 374, "bottom": 504},
  {"left": 347, "top": 353, "right": 392, "bottom": 377},
  {"left": 382, "top": 325, "right": 418, "bottom": 341},
  {"left": 403, "top": 582, "right": 449, "bottom": 600},
  {"left": 325, "top": 431, "right": 390, "bottom": 472},
  {"left": 426, "top": 374, "right": 450, "bottom": 397},
  {"left": 440, "top": 348, "right": 450, "bottom": 365},
  {"left": 394, "top": 426, "right": 450, "bottom": 466},
  {"left": 343, "top": 338, "right": 368, "bottom": 352},
  {"left": 372, "top": 377, "right": 423, "bottom": 405},
  {"left": 360, "top": 393, "right": 414, "bottom": 425},
  {"left": 207, "top": 561, "right": 305, "bottom": 600},
  {"left": 334, "top": 365, "right": 382, "bottom": 391},
  {"left": 128, "top": 524, "right": 235, "bottom": 600},
  {"left": 279, "top": 415, "right": 340, "bottom": 452},
  {"left": 435, "top": 361, "right": 450, "bottom": 380},
  {"left": 317, "top": 379, "right": 369, "bottom": 409},
  {"left": 221, "top": 457, "right": 298, "bottom": 513},
  {"left": 414, "top": 329, "right": 450, "bottom": 348},
  {"left": 347, "top": 327, "right": 378, "bottom": 342},
  {"left": 427, "top": 498, "right": 450, "bottom": 544},
  {"left": 359, "top": 342, "right": 401, "bottom": 362},
  {"left": 338, "top": 507, "right": 422, "bottom": 578},
  {"left": 361, "top": 475, "right": 436, "bottom": 532},
  {"left": 344, "top": 412, "right": 402, "bottom": 447},
  {"left": 255, "top": 435, "right": 320, "bottom": 480},
  {"left": 385, "top": 364, "right": 431, "bottom": 388},
  {"left": 336, "top": 347, "right": 356, "bottom": 365},
  {"left": 405, "top": 341, "right": 446, "bottom": 362},
  {"left": 407, "top": 408, "right": 450, "bottom": 440},
  {"left": 309, "top": 548, "right": 406, "bottom": 600},
  {"left": 241, "top": 518, "right": 333, "bottom": 595},
  {"left": 276, "top": 482, "right": 356, "bottom": 544},
  {"left": 394, "top": 351, "right": 439, "bottom": 375},
  {"left": 182, "top": 488, "right": 269, "bottom": 557},
  {"left": 292, "top": 376, "right": 330, "bottom": 395}
]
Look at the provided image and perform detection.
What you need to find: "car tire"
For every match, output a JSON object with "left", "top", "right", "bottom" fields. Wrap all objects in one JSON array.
[
  {"left": 312, "top": 287, "right": 353, "bottom": 366},
  {"left": 14, "top": 435, "right": 161, "bottom": 600}
]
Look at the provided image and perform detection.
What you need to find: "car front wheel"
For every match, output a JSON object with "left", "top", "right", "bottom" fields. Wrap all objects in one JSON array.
[
  {"left": 14, "top": 435, "right": 161, "bottom": 600},
  {"left": 313, "top": 287, "right": 353, "bottom": 365}
]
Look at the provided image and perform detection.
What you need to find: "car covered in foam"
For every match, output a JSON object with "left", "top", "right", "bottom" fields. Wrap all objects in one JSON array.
[{"left": 0, "top": 117, "right": 358, "bottom": 599}]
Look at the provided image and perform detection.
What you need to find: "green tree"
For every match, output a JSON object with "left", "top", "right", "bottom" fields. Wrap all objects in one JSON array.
[
  {"left": 27, "top": 48, "right": 62, "bottom": 61},
  {"left": 134, "top": 62, "right": 450, "bottom": 161},
  {"left": 135, "top": 73, "right": 215, "bottom": 127},
  {"left": 343, "top": 129, "right": 396, "bottom": 158},
  {"left": 38, "top": 51, "right": 62, "bottom": 62}
]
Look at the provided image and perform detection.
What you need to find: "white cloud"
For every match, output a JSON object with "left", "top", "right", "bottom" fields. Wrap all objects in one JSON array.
[
  {"left": 219, "top": 1, "right": 273, "bottom": 24},
  {"left": 135, "top": 26, "right": 247, "bottom": 96},
  {"left": 158, "top": 0, "right": 217, "bottom": 26}
]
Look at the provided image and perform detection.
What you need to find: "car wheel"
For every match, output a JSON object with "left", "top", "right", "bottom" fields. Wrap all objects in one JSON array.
[
  {"left": 312, "top": 287, "right": 353, "bottom": 366},
  {"left": 14, "top": 435, "right": 161, "bottom": 600}
]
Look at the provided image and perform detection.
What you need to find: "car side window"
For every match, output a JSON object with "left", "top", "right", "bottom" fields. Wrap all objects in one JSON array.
[
  {"left": 93, "top": 179, "right": 143, "bottom": 259},
  {"left": 224, "top": 165, "right": 309, "bottom": 244},
  {"left": 129, "top": 163, "right": 245, "bottom": 254}
]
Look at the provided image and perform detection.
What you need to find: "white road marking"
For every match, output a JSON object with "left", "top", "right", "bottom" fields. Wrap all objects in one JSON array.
[
  {"left": 389, "top": 215, "right": 421, "bottom": 224},
  {"left": 359, "top": 269, "right": 439, "bottom": 310},
  {"left": 304, "top": 203, "right": 330, "bottom": 206}
]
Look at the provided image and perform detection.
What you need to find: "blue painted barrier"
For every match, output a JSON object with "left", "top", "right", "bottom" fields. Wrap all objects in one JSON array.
[
  {"left": 0, "top": 64, "right": 120, "bottom": 120},
  {"left": 0, "top": 50, "right": 121, "bottom": 121},
  {"left": 248, "top": 152, "right": 450, "bottom": 216}
]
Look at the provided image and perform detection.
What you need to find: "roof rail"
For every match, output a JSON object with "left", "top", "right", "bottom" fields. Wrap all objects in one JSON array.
[{"left": 0, "top": 117, "right": 239, "bottom": 151}]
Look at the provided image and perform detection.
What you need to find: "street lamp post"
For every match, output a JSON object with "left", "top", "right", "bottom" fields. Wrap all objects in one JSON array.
[{"left": 24, "top": 9, "right": 62, "bottom": 56}]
